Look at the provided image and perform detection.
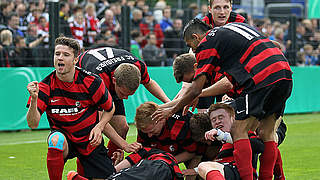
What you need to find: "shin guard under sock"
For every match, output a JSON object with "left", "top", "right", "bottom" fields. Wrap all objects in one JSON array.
[
  {"left": 258, "top": 141, "right": 277, "bottom": 180},
  {"left": 234, "top": 139, "right": 253, "bottom": 180},
  {"left": 206, "top": 170, "right": 225, "bottom": 180},
  {"left": 47, "top": 148, "right": 64, "bottom": 180},
  {"left": 274, "top": 147, "right": 285, "bottom": 180}
]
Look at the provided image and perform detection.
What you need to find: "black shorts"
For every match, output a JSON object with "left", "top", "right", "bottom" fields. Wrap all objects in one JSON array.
[
  {"left": 234, "top": 80, "right": 293, "bottom": 120},
  {"left": 223, "top": 163, "right": 241, "bottom": 180},
  {"left": 111, "top": 92, "right": 126, "bottom": 116},
  {"left": 48, "top": 131, "right": 115, "bottom": 179},
  {"left": 108, "top": 160, "right": 173, "bottom": 180}
]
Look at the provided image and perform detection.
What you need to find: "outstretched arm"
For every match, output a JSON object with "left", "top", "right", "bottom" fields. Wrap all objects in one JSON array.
[
  {"left": 199, "top": 77, "right": 233, "bottom": 98},
  {"left": 26, "top": 81, "right": 41, "bottom": 129},
  {"left": 144, "top": 79, "right": 171, "bottom": 103},
  {"left": 114, "top": 159, "right": 132, "bottom": 173}
]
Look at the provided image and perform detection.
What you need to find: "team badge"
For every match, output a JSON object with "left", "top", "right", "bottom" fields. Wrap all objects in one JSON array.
[{"left": 75, "top": 101, "right": 81, "bottom": 107}]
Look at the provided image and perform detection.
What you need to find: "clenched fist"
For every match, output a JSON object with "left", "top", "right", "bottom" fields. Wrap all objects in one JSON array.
[{"left": 27, "top": 81, "right": 39, "bottom": 99}]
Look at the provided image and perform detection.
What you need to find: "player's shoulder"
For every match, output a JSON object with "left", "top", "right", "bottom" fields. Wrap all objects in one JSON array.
[{"left": 76, "top": 66, "right": 102, "bottom": 83}]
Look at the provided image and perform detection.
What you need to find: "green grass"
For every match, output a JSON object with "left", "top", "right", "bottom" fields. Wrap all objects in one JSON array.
[{"left": 0, "top": 114, "right": 320, "bottom": 179}]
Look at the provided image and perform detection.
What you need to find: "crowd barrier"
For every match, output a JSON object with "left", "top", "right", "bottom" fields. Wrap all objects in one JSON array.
[{"left": 0, "top": 66, "right": 319, "bottom": 131}]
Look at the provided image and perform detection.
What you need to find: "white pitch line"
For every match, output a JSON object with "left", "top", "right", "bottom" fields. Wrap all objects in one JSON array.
[{"left": 0, "top": 133, "right": 137, "bottom": 146}]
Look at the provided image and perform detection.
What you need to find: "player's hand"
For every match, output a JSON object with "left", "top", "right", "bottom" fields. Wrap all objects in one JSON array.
[
  {"left": 205, "top": 129, "right": 218, "bottom": 141},
  {"left": 27, "top": 81, "right": 39, "bottom": 99},
  {"left": 222, "top": 94, "right": 233, "bottom": 101},
  {"left": 122, "top": 142, "right": 142, "bottom": 153},
  {"left": 151, "top": 106, "right": 173, "bottom": 123},
  {"left": 183, "top": 97, "right": 199, "bottom": 115},
  {"left": 89, "top": 125, "right": 103, "bottom": 147},
  {"left": 112, "top": 149, "right": 124, "bottom": 166},
  {"left": 182, "top": 168, "right": 198, "bottom": 176}
]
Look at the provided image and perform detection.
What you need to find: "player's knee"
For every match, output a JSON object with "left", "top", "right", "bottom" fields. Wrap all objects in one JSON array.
[
  {"left": 119, "top": 124, "right": 129, "bottom": 138},
  {"left": 48, "top": 132, "right": 65, "bottom": 150},
  {"left": 198, "top": 162, "right": 224, "bottom": 179}
]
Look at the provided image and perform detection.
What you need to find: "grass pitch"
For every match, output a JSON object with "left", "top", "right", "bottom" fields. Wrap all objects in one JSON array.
[{"left": 0, "top": 113, "right": 320, "bottom": 180}]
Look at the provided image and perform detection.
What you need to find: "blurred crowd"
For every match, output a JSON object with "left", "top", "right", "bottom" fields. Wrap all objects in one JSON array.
[{"left": 0, "top": 0, "right": 320, "bottom": 67}]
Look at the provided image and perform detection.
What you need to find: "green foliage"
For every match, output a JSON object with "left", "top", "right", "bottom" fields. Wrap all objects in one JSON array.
[{"left": 0, "top": 113, "right": 320, "bottom": 179}]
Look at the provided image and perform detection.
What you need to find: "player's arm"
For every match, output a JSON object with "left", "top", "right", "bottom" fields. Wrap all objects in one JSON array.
[
  {"left": 152, "top": 75, "right": 207, "bottom": 121},
  {"left": 199, "top": 77, "right": 233, "bottom": 98},
  {"left": 103, "top": 122, "right": 142, "bottom": 153},
  {"left": 175, "top": 151, "right": 196, "bottom": 163},
  {"left": 174, "top": 82, "right": 191, "bottom": 100},
  {"left": 114, "top": 159, "right": 132, "bottom": 173},
  {"left": 144, "top": 79, "right": 171, "bottom": 103},
  {"left": 26, "top": 81, "right": 41, "bottom": 129}
]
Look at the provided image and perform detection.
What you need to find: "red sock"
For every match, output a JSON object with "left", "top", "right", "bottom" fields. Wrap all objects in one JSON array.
[
  {"left": 274, "top": 147, "right": 285, "bottom": 180},
  {"left": 233, "top": 139, "right": 253, "bottom": 180},
  {"left": 259, "top": 141, "right": 278, "bottom": 180},
  {"left": 72, "top": 174, "right": 88, "bottom": 180},
  {"left": 206, "top": 170, "right": 225, "bottom": 180},
  {"left": 76, "top": 158, "right": 84, "bottom": 176},
  {"left": 107, "top": 141, "right": 120, "bottom": 158},
  {"left": 47, "top": 148, "right": 64, "bottom": 180}
]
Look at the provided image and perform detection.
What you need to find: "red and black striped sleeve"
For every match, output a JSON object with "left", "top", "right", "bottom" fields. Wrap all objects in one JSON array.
[{"left": 134, "top": 60, "right": 150, "bottom": 85}]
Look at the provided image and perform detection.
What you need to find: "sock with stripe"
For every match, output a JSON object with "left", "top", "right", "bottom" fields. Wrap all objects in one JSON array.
[{"left": 233, "top": 139, "right": 253, "bottom": 180}]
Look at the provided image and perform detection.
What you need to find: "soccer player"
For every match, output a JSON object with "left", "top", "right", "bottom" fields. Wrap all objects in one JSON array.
[
  {"left": 67, "top": 147, "right": 184, "bottom": 180},
  {"left": 77, "top": 47, "right": 170, "bottom": 157},
  {"left": 189, "top": 103, "right": 286, "bottom": 180},
  {"left": 152, "top": 19, "right": 292, "bottom": 180},
  {"left": 135, "top": 101, "right": 200, "bottom": 166},
  {"left": 202, "top": 0, "right": 247, "bottom": 28},
  {"left": 26, "top": 36, "right": 141, "bottom": 180}
]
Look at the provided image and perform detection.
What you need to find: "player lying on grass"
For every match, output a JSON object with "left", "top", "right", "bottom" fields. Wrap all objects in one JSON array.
[
  {"left": 67, "top": 147, "right": 184, "bottom": 180},
  {"left": 185, "top": 102, "right": 286, "bottom": 180}
]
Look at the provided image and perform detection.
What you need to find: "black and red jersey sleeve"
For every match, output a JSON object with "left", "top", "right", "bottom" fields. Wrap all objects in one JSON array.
[{"left": 134, "top": 60, "right": 150, "bottom": 85}]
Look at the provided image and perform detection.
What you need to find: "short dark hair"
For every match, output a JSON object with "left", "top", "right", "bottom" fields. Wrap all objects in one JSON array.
[
  {"left": 190, "top": 113, "right": 212, "bottom": 142},
  {"left": 54, "top": 36, "right": 80, "bottom": 57},
  {"left": 208, "top": 0, "right": 232, "bottom": 7},
  {"left": 183, "top": 18, "right": 211, "bottom": 41},
  {"left": 173, "top": 53, "right": 196, "bottom": 83}
]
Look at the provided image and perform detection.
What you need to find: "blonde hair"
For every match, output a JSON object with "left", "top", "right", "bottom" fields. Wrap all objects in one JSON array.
[
  {"left": 208, "top": 103, "right": 235, "bottom": 119},
  {"left": 0, "top": 30, "right": 13, "bottom": 45},
  {"left": 114, "top": 63, "right": 141, "bottom": 91},
  {"left": 135, "top": 102, "right": 159, "bottom": 129}
]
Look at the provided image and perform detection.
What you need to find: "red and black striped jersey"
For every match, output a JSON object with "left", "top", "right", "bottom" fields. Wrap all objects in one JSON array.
[
  {"left": 27, "top": 67, "right": 113, "bottom": 155},
  {"left": 194, "top": 23, "right": 292, "bottom": 95},
  {"left": 77, "top": 47, "right": 150, "bottom": 93},
  {"left": 137, "top": 111, "right": 197, "bottom": 155},
  {"left": 126, "top": 147, "right": 183, "bottom": 180},
  {"left": 202, "top": 11, "right": 247, "bottom": 28}
]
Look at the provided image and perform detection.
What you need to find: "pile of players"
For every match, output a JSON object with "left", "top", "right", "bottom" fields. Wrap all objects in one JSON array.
[{"left": 26, "top": 0, "right": 292, "bottom": 179}]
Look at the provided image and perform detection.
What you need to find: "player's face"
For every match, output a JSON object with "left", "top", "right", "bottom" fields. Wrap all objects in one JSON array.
[
  {"left": 209, "top": 108, "right": 233, "bottom": 132},
  {"left": 209, "top": 0, "right": 232, "bottom": 26},
  {"left": 54, "top": 45, "right": 77, "bottom": 77},
  {"left": 185, "top": 37, "right": 200, "bottom": 53},
  {"left": 114, "top": 85, "right": 135, "bottom": 99},
  {"left": 141, "top": 120, "right": 165, "bottom": 137}
]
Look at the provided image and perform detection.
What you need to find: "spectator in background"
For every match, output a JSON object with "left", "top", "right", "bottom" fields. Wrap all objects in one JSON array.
[
  {"left": 163, "top": 18, "right": 186, "bottom": 66},
  {"left": 59, "top": 2, "right": 72, "bottom": 37},
  {"left": 16, "top": 4, "right": 28, "bottom": 34},
  {"left": 130, "top": 30, "right": 143, "bottom": 60},
  {"left": 160, "top": 6, "right": 173, "bottom": 32},
  {"left": 11, "top": 36, "right": 33, "bottom": 67},
  {"left": 70, "top": 12, "right": 85, "bottom": 50},
  {"left": 67, "top": 4, "right": 84, "bottom": 23},
  {"left": 195, "top": 4, "right": 209, "bottom": 19},
  {"left": 6, "top": 13, "right": 25, "bottom": 39},
  {"left": 302, "top": 19, "right": 314, "bottom": 43},
  {"left": 131, "top": 8, "right": 143, "bottom": 32},
  {"left": 142, "top": 32, "right": 166, "bottom": 66},
  {"left": 27, "top": 8, "right": 42, "bottom": 25},
  {"left": 25, "top": 23, "right": 49, "bottom": 67},
  {"left": 303, "top": 44, "right": 319, "bottom": 66},
  {"left": 274, "top": 27, "right": 286, "bottom": 53},
  {"left": 0, "top": 2, "right": 14, "bottom": 25},
  {"left": 0, "top": 29, "right": 14, "bottom": 67},
  {"left": 189, "top": 3, "right": 199, "bottom": 18},
  {"left": 84, "top": 3, "right": 100, "bottom": 46},
  {"left": 100, "top": 9, "right": 121, "bottom": 42},
  {"left": 109, "top": 2, "right": 122, "bottom": 23},
  {"left": 139, "top": 11, "right": 164, "bottom": 48}
]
